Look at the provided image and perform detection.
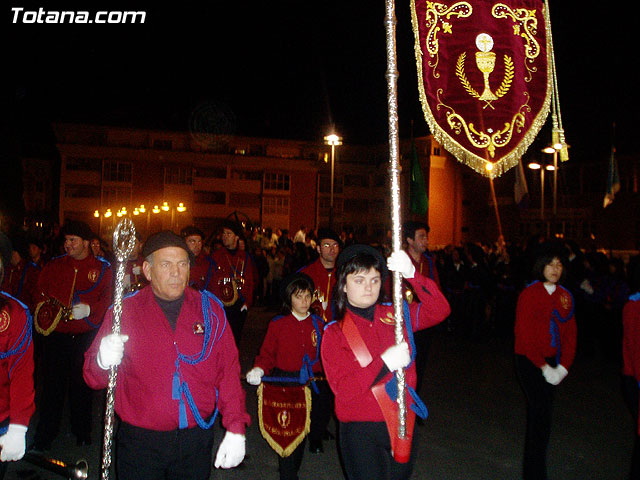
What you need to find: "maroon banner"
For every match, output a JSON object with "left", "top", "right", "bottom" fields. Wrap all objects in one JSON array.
[
  {"left": 258, "top": 383, "right": 311, "bottom": 457},
  {"left": 411, "top": 0, "right": 551, "bottom": 177}
]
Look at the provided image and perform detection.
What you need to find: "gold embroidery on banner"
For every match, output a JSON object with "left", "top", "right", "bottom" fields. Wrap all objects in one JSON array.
[
  {"left": 437, "top": 88, "right": 529, "bottom": 158},
  {"left": 456, "top": 51, "right": 514, "bottom": 109},
  {"left": 492, "top": 3, "right": 540, "bottom": 82},
  {"left": 423, "top": 1, "right": 473, "bottom": 78}
]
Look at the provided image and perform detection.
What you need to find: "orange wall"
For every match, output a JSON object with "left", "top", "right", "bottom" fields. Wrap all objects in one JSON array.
[{"left": 428, "top": 156, "right": 462, "bottom": 248}]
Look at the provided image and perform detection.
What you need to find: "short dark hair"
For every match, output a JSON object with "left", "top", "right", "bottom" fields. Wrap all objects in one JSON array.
[
  {"left": 532, "top": 242, "right": 568, "bottom": 283},
  {"left": 181, "top": 226, "right": 204, "bottom": 239},
  {"left": 403, "top": 221, "right": 429, "bottom": 242},
  {"left": 333, "top": 245, "right": 387, "bottom": 321},
  {"left": 281, "top": 273, "right": 314, "bottom": 311}
]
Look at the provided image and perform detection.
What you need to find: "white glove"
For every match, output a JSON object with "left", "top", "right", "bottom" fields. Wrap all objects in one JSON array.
[
  {"left": 0, "top": 424, "right": 27, "bottom": 461},
  {"left": 97, "top": 334, "right": 129, "bottom": 370},
  {"left": 214, "top": 431, "right": 246, "bottom": 469},
  {"left": 381, "top": 342, "right": 410, "bottom": 371},
  {"left": 387, "top": 251, "right": 415, "bottom": 279},
  {"left": 541, "top": 363, "right": 560, "bottom": 385},
  {"left": 580, "top": 279, "right": 594, "bottom": 295},
  {"left": 132, "top": 266, "right": 141, "bottom": 275},
  {"left": 71, "top": 303, "right": 91, "bottom": 319},
  {"left": 246, "top": 367, "right": 264, "bottom": 385},
  {"left": 553, "top": 365, "right": 569, "bottom": 385}
]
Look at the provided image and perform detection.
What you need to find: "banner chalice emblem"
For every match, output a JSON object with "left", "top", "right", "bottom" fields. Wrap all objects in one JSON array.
[{"left": 475, "top": 33, "right": 497, "bottom": 104}]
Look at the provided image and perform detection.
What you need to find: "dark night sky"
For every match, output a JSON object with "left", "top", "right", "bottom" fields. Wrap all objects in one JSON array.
[{"left": 2, "top": 1, "right": 637, "bottom": 160}]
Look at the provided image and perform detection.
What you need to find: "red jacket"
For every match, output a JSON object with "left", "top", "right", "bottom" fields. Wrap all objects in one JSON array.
[
  {"left": 83, "top": 286, "right": 250, "bottom": 433},
  {"left": 210, "top": 248, "right": 256, "bottom": 308},
  {"left": 321, "top": 273, "right": 450, "bottom": 422},
  {"left": 1, "top": 259, "right": 40, "bottom": 310},
  {"left": 0, "top": 294, "right": 34, "bottom": 427},
  {"left": 34, "top": 254, "right": 112, "bottom": 334},
  {"left": 515, "top": 281, "right": 577, "bottom": 369},
  {"left": 300, "top": 258, "right": 336, "bottom": 322},
  {"left": 254, "top": 313, "right": 324, "bottom": 375},
  {"left": 188, "top": 253, "right": 216, "bottom": 292}
]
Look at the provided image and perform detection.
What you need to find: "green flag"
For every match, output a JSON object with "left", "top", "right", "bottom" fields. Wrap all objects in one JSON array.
[{"left": 410, "top": 143, "right": 428, "bottom": 215}]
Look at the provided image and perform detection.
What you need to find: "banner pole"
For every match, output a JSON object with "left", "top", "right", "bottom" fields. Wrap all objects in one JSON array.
[{"left": 384, "top": 0, "right": 407, "bottom": 439}]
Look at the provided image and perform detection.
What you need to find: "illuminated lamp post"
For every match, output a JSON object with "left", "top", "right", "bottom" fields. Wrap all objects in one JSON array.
[{"left": 324, "top": 133, "right": 342, "bottom": 229}]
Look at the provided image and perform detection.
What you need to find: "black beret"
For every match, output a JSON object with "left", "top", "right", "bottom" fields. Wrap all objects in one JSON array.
[
  {"left": 336, "top": 244, "right": 388, "bottom": 278},
  {"left": 180, "top": 225, "right": 205, "bottom": 239},
  {"left": 279, "top": 272, "right": 315, "bottom": 303},
  {"left": 61, "top": 220, "right": 94, "bottom": 241},
  {"left": 316, "top": 228, "right": 341, "bottom": 245},
  {"left": 142, "top": 230, "right": 195, "bottom": 264}
]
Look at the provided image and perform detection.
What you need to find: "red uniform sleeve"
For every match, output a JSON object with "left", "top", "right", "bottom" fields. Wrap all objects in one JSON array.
[
  {"left": 2, "top": 300, "right": 35, "bottom": 426},
  {"left": 321, "top": 324, "right": 386, "bottom": 404},
  {"left": 212, "top": 317, "right": 251, "bottom": 434},
  {"left": 406, "top": 271, "right": 450, "bottom": 331}
]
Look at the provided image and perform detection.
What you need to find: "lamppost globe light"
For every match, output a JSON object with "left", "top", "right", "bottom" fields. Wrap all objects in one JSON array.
[
  {"left": 542, "top": 147, "right": 556, "bottom": 154},
  {"left": 528, "top": 162, "right": 541, "bottom": 170},
  {"left": 324, "top": 134, "right": 342, "bottom": 146},
  {"left": 545, "top": 165, "right": 556, "bottom": 171}
]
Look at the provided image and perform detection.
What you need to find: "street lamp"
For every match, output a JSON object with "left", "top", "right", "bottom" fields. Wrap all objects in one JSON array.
[
  {"left": 324, "top": 133, "right": 342, "bottom": 229},
  {"left": 542, "top": 144, "right": 563, "bottom": 217},
  {"left": 528, "top": 162, "right": 555, "bottom": 220}
]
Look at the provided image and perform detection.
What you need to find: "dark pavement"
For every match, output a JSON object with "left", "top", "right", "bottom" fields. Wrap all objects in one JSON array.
[{"left": 8, "top": 306, "right": 634, "bottom": 479}]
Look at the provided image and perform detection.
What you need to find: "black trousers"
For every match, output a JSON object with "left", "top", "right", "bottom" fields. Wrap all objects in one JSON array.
[
  {"left": 116, "top": 421, "right": 215, "bottom": 480},
  {"left": 278, "top": 438, "right": 306, "bottom": 480},
  {"left": 224, "top": 303, "right": 248, "bottom": 346},
  {"left": 34, "top": 331, "right": 95, "bottom": 447},
  {"left": 515, "top": 354, "right": 554, "bottom": 480},
  {"left": 339, "top": 421, "right": 415, "bottom": 480}
]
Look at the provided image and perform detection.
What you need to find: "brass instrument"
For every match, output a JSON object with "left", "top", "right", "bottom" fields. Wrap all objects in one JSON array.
[
  {"left": 33, "top": 293, "right": 73, "bottom": 336},
  {"left": 22, "top": 451, "right": 88, "bottom": 479},
  {"left": 34, "top": 267, "right": 78, "bottom": 336}
]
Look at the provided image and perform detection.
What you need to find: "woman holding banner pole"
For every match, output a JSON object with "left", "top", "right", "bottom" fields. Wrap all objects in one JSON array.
[{"left": 321, "top": 245, "right": 449, "bottom": 480}]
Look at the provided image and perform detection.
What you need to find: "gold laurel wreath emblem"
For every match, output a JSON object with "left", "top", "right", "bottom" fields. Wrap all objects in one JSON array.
[{"left": 456, "top": 52, "right": 514, "bottom": 102}]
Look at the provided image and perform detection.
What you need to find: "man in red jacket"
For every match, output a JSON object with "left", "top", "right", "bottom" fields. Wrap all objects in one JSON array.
[
  {"left": 32, "top": 220, "right": 112, "bottom": 451},
  {"left": 84, "top": 231, "right": 249, "bottom": 479},
  {"left": 181, "top": 226, "right": 216, "bottom": 292},
  {"left": 299, "top": 228, "right": 341, "bottom": 323},
  {"left": 210, "top": 221, "right": 256, "bottom": 346}
]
